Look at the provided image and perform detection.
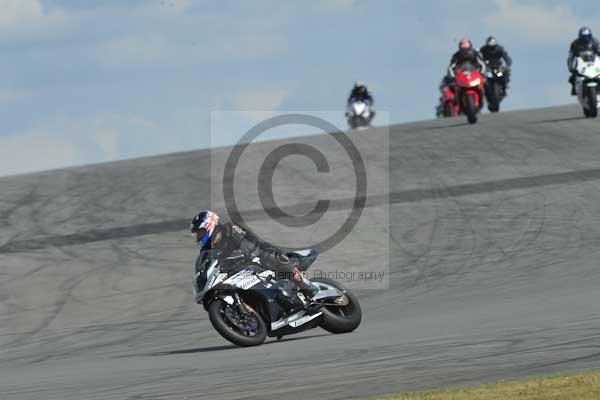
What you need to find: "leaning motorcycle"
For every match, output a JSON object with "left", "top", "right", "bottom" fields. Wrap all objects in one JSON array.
[
  {"left": 194, "top": 249, "right": 362, "bottom": 347},
  {"left": 453, "top": 63, "right": 485, "bottom": 124},
  {"left": 346, "top": 99, "right": 374, "bottom": 129},
  {"left": 574, "top": 51, "right": 600, "bottom": 118},
  {"left": 484, "top": 61, "right": 507, "bottom": 113}
]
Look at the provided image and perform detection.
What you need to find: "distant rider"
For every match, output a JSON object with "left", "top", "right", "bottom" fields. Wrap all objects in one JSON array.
[
  {"left": 480, "top": 36, "right": 512, "bottom": 91},
  {"left": 448, "top": 38, "right": 486, "bottom": 75},
  {"left": 190, "top": 210, "right": 320, "bottom": 303},
  {"left": 436, "top": 74, "right": 456, "bottom": 117},
  {"left": 347, "top": 81, "right": 374, "bottom": 106},
  {"left": 568, "top": 27, "right": 600, "bottom": 95},
  {"left": 439, "top": 74, "right": 455, "bottom": 93}
]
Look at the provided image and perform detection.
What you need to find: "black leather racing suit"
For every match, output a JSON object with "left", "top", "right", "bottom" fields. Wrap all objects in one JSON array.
[
  {"left": 480, "top": 44, "right": 512, "bottom": 86},
  {"left": 347, "top": 87, "right": 374, "bottom": 106},
  {"left": 448, "top": 49, "right": 485, "bottom": 74},
  {"left": 193, "top": 222, "right": 310, "bottom": 302}
]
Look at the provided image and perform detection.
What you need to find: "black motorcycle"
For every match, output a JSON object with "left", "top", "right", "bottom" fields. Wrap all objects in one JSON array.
[
  {"left": 484, "top": 61, "right": 508, "bottom": 113},
  {"left": 194, "top": 249, "right": 362, "bottom": 347}
]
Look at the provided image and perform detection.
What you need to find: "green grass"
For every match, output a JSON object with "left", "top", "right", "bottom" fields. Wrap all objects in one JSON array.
[{"left": 367, "top": 370, "right": 600, "bottom": 400}]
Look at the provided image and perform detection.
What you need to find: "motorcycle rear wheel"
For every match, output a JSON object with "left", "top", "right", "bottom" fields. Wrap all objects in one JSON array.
[{"left": 313, "top": 278, "right": 362, "bottom": 334}]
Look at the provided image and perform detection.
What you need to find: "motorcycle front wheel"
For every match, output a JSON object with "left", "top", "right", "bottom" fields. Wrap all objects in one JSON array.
[
  {"left": 208, "top": 298, "right": 267, "bottom": 347},
  {"left": 587, "top": 86, "right": 598, "bottom": 118},
  {"left": 487, "top": 82, "right": 501, "bottom": 113},
  {"left": 464, "top": 95, "right": 478, "bottom": 124}
]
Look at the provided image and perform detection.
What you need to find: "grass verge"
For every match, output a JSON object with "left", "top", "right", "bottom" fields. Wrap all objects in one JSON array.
[{"left": 367, "top": 370, "right": 600, "bottom": 400}]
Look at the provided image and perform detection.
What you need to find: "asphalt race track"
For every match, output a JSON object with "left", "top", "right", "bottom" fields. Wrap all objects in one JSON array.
[{"left": 2, "top": 105, "right": 600, "bottom": 399}]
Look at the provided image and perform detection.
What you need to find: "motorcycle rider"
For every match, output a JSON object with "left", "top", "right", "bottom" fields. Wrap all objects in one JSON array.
[
  {"left": 445, "top": 38, "right": 485, "bottom": 110},
  {"left": 436, "top": 74, "right": 456, "bottom": 117},
  {"left": 346, "top": 81, "right": 375, "bottom": 122},
  {"left": 190, "top": 210, "right": 320, "bottom": 304},
  {"left": 439, "top": 74, "right": 455, "bottom": 93},
  {"left": 568, "top": 27, "right": 600, "bottom": 95},
  {"left": 448, "top": 38, "right": 486, "bottom": 75},
  {"left": 480, "top": 36, "right": 512, "bottom": 92},
  {"left": 347, "top": 81, "right": 374, "bottom": 106}
]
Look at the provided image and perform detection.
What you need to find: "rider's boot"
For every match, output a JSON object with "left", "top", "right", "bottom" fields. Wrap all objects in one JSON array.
[{"left": 292, "top": 266, "right": 319, "bottom": 298}]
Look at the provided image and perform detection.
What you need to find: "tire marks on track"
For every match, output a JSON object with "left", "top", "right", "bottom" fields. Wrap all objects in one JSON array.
[{"left": 3, "top": 167, "right": 600, "bottom": 255}]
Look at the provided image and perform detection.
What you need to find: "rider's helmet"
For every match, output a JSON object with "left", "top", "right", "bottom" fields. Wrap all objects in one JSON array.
[
  {"left": 579, "top": 26, "right": 593, "bottom": 44},
  {"left": 458, "top": 38, "right": 473, "bottom": 56},
  {"left": 486, "top": 36, "right": 498, "bottom": 48},
  {"left": 190, "top": 210, "right": 220, "bottom": 247},
  {"left": 353, "top": 81, "right": 368, "bottom": 96}
]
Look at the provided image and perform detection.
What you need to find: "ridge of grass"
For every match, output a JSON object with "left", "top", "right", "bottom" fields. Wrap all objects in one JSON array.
[{"left": 367, "top": 370, "right": 600, "bottom": 400}]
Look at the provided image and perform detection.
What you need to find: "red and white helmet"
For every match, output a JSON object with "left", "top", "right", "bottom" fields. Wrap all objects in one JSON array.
[
  {"left": 459, "top": 37, "right": 473, "bottom": 52},
  {"left": 190, "top": 210, "right": 220, "bottom": 247}
]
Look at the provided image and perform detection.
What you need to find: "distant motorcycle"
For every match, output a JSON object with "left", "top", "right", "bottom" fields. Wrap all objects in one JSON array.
[
  {"left": 574, "top": 51, "right": 600, "bottom": 118},
  {"left": 346, "top": 99, "right": 374, "bottom": 129},
  {"left": 438, "top": 84, "right": 458, "bottom": 117},
  {"left": 453, "top": 63, "right": 485, "bottom": 124},
  {"left": 195, "top": 249, "right": 362, "bottom": 347},
  {"left": 484, "top": 61, "right": 508, "bottom": 113}
]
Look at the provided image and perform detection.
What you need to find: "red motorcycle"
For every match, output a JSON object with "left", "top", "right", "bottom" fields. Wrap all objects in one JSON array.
[
  {"left": 440, "top": 84, "right": 458, "bottom": 117},
  {"left": 453, "top": 63, "right": 485, "bottom": 124}
]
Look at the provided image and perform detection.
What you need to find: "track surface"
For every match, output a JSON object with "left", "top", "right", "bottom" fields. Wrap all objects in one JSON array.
[{"left": 2, "top": 105, "right": 600, "bottom": 399}]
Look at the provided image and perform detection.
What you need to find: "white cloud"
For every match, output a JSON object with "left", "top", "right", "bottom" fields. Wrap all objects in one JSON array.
[
  {"left": 96, "top": 34, "right": 172, "bottom": 67},
  {"left": 0, "top": 0, "right": 47, "bottom": 27},
  {"left": 318, "top": 0, "right": 356, "bottom": 11},
  {"left": 0, "top": 132, "right": 81, "bottom": 177},
  {"left": 209, "top": 88, "right": 293, "bottom": 147},
  {"left": 96, "top": 31, "right": 287, "bottom": 68},
  {"left": 157, "top": 0, "right": 192, "bottom": 13},
  {"left": 232, "top": 88, "right": 290, "bottom": 110},
  {"left": 222, "top": 34, "right": 288, "bottom": 59},
  {"left": 0, "top": 89, "right": 31, "bottom": 104},
  {"left": 485, "top": 0, "right": 583, "bottom": 44},
  {"left": 0, "top": 113, "right": 169, "bottom": 177},
  {"left": 0, "top": 0, "right": 71, "bottom": 40},
  {"left": 135, "top": 0, "right": 193, "bottom": 17},
  {"left": 90, "top": 126, "right": 120, "bottom": 161}
]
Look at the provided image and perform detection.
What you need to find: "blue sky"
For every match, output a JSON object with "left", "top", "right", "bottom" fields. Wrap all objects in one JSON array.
[{"left": 0, "top": 0, "right": 596, "bottom": 176}]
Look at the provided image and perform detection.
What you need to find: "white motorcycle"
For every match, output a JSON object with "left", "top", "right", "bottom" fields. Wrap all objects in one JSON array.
[
  {"left": 346, "top": 99, "right": 374, "bottom": 129},
  {"left": 574, "top": 51, "right": 600, "bottom": 118}
]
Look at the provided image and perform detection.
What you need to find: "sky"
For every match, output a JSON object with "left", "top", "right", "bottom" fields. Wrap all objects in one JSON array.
[{"left": 0, "top": 0, "right": 597, "bottom": 176}]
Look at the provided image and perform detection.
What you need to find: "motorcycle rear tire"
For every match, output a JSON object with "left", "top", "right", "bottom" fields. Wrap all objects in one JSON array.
[{"left": 314, "top": 278, "right": 362, "bottom": 334}]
